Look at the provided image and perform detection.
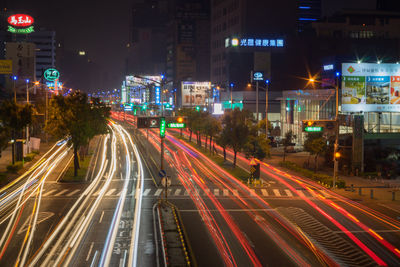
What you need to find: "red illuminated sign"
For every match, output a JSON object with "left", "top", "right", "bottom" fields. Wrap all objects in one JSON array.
[{"left": 8, "top": 14, "right": 34, "bottom": 27}]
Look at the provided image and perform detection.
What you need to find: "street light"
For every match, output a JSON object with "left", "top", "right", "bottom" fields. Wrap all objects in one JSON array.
[{"left": 307, "top": 75, "right": 340, "bottom": 188}]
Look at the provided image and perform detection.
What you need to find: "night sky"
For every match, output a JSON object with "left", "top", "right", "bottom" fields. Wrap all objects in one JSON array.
[{"left": 4, "top": 0, "right": 377, "bottom": 91}]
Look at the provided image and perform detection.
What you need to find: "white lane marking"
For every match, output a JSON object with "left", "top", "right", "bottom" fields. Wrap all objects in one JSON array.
[
  {"left": 249, "top": 189, "right": 256, "bottom": 196},
  {"left": 154, "top": 189, "right": 163, "bottom": 196},
  {"left": 120, "top": 173, "right": 123, "bottom": 180},
  {"left": 105, "top": 189, "right": 116, "bottom": 196},
  {"left": 86, "top": 242, "right": 94, "bottom": 261},
  {"left": 99, "top": 211, "right": 105, "bottom": 223},
  {"left": 143, "top": 189, "right": 151, "bottom": 196},
  {"left": 90, "top": 250, "right": 99, "bottom": 267},
  {"left": 184, "top": 190, "right": 189, "bottom": 196},
  {"left": 232, "top": 189, "right": 239, "bottom": 196},
  {"left": 116, "top": 191, "right": 122, "bottom": 196},
  {"left": 284, "top": 189, "right": 293, "bottom": 197},
  {"left": 296, "top": 190, "right": 305, "bottom": 197},
  {"left": 174, "top": 189, "right": 181, "bottom": 196},
  {"left": 66, "top": 189, "right": 80, "bottom": 197},
  {"left": 273, "top": 189, "right": 281, "bottom": 197},
  {"left": 42, "top": 189, "right": 57, "bottom": 197},
  {"left": 223, "top": 189, "right": 229, "bottom": 196},
  {"left": 93, "top": 190, "right": 101, "bottom": 196},
  {"left": 261, "top": 189, "right": 268, "bottom": 196},
  {"left": 54, "top": 189, "right": 69, "bottom": 196},
  {"left": 214, "top": 189, "right": 219, "bottom": 196}
]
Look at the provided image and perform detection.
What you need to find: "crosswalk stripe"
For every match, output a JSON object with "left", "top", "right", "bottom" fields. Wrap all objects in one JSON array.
[
  {"left": 273, "top": 189, "right": 281, "bottom": 197},
  {"left": 214, "top": 189, "right": 219, "bottom": 196},
  {"left": 143, "top": 189, "right": 151, "bottom": 196},
  {"left": 175, "top": 189, "right": 181, "bottom": 196},
  {"left": 42, "top": 189, "right": 57, "bottom": 197},
  {"left": 232, "top": 189, "right": 239, "bottom": 196},
  {"left": 105, "top": 189, "right": 116, "bottom": 196},
  {"left": 154, "top": 189, "right": 163, "bottom": 196},
  {"left": 116, "top": 191, "right": 121, "bottom": 196},
  {"left": 296, "top": 190, "right": 305, "bottom": 197},
  {"left": 54, "top": 189, "right": 69, "bottom": 196},
  {"left": 261, "top": 189, "right": 268, "bottom": 196},
  {"left": 204, "top": 189, "right": 210, "bottom": 195},
  {"left": 184, "top": 190, "right": 189, "bottom": 196},
  {"left": 93, "top": 190, "right": 101, "bottom": 196},
  {"left": 308, "top": 189, "right": 319, "bottom": 197},
  {"left": 284, "top": 189, "right": 293, "bottom": 197},
  {"left": 249, "top": 189, "right": 256, "bottom": 196},
  {"left": 66, "top": 189, "right": 80, "bottom": 197},
  {"left": 223, "top": 189, "right": 229, "bottom": 196}
]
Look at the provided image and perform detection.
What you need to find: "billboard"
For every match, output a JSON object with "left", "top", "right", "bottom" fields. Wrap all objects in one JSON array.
[
  {"left": 342, "top": 63, "right": 400, "bottom": 112},
  {"left": 0, "top": 60, "right": 12, "bottom": 74},
  {"left": 5, "top": 42, "right": 36, "bottom": 80},
  {"left": 181, "top": 81, "right": 211, "bottom": 107}
]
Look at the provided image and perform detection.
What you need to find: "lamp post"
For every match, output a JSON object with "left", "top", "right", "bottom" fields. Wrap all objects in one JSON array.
[
  {"left": 26, "top": 79, "right": 30, "bottom": 154},
  {"left": 265, "top": 80, "right": 270, "bottom": 136},
  {"left": 308, "top": 74, "right": 340, "bottom": 188},
  {"left": 13, "top": 75, "right": 17, "bottom": 103}
]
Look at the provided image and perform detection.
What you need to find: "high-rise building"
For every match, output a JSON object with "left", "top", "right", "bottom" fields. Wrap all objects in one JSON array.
[
  {"left": 297, "top": 0, "right": 321, "bottom": 32},
  {"left": 26, "top": 31, "right": 56, "bottom": 81},
  {"left": 166, "top": 0, "right": 210, "bottom": 106},
  {"left": 210, "top": 0, "right": 297, "bottom": 89}
]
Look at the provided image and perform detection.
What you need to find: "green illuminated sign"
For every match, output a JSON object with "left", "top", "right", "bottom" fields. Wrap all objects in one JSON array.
[
  {"left": 305, "top": 126, "right": 323, "bottom": 132},
  {"left": 44, "top": 68, "right": 60, "bottom": 81},
  {"left": 7, "top": 26, "right": 34, "bottom": 34},
  {"left": 160, "top": 117, "right": 166, "bottom": 137},
  {"left": 167, "top": 123, "right": 186, "bottom": 128}
]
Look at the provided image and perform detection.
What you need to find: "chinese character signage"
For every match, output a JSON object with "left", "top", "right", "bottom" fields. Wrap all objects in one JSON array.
[
  {"left": 229, "top": 38, "right": 284, "bottom": 48},
  {"left": 342, "top": 63, "right": 400, "bottom": 112},
  {"left": 155, "top": 86, "right": 161, "bottom": 105},
  {"left": 0, "top": 60, "right": 12, "bottom": 74},
  {"left": 181, "top": 81, "right": 211, "bottom": 107},
  {"left": 44, "top": 68, "right": 60, "bottom": 81},
  {"left": 7, "top": 14, "right": 34, "bottom": 34}
]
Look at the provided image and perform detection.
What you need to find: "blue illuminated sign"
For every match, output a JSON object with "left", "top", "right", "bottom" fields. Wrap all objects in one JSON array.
[
  {"left": 155, "top": 86, "right": 161, "bottom": 105},
  {"left": 253, "top": 71, "right": 264, "bottom": 81},
  {"left": 235, "top": 38, "right": 284, "bottom": 48}
]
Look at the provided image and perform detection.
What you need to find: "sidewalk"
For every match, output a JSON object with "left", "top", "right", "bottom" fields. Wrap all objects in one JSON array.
[
  {"left": 266, "top": 147, "right": 400, "bottom": 205},
  {"left": 0, "top": 139, "right": 55, "bottom": 186}
]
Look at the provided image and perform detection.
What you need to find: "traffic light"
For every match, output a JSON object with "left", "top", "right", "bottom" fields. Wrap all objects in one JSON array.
[
  {"left": 160, "top": 117, "right": 166, "bottom": 137},
  {"left": 334, "top": 152, "right": 341, "bottom": 159},
  {"left": 177, "top": 117, "right": 184, "bottom": 123},
  {"left": 195, "top": 106, "right": 200, "bottom": 112}
]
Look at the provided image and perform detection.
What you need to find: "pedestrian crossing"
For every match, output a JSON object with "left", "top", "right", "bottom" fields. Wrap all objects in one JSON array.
[{"left": 37, "top": 187, "right": 331, "bottom": 199}]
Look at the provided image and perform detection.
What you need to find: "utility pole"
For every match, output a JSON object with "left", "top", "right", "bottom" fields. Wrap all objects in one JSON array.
[
  {"left": 26, "top": 80, "right": 30, "bottom": 154},
  {"left": 265, "top": 81, "right": 269, "bottom": 136},
  {"left": 45, "top": 87, "right": 48, "bottom": 143},
  {"left": 333, "top": 76, "right": 339, "bottom": 189},
  {"left": 256, "top": 80, "right": 259, "bottom": 122}
]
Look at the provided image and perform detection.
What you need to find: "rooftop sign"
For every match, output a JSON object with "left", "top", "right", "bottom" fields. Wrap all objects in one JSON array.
[
  {"left": 7, "top": 14, "right": 34, "bottom": 34},
  {"left": 226, "top": 37, "right": 284, "bottom": 48}
]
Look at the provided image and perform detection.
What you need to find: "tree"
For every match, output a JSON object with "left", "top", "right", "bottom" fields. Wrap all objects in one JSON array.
[
  {"left": 223, "top": 108, "right": 252, "bottom": 167},
  {"left": 46, "top": 91, "right": 110, "bottom": 176},
  {"left": 304, "top": 132, "right": 327, "bottom": 172},
  {"left": 203, "top": 114, "right": 221, "bottom": 153},
  {"left": 244, "top": 121, "right": 270, "bottom": 161},
  {"left": 0, "top": 101, "right": 33, "bottom": 164},
  {"left": 215, "top": 127, "right": 230, "bottom": 161},
  {"left": 282, "top": 130, "right": 293, "bottom": 162}
]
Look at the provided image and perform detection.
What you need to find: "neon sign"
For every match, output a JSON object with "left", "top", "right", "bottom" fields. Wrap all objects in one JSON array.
[
  {"left": 7, "top": 26, "right": 34, "bottom": 34},
  {"left": 7, "top": 14, "right": 34, "bottom": 34},
  {"left": 44, "top": 68, "right": 60, "bottom": 81},
  {"left": 229, "top": 38, "right": 284, "bottom": 48},
  {"left": 8, "top": 14, "right": 34, "bottom": 27}
]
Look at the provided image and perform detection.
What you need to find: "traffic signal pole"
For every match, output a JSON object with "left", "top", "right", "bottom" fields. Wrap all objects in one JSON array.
[{"left": 333, "top": 78, "right": 339, "bottom": 189}]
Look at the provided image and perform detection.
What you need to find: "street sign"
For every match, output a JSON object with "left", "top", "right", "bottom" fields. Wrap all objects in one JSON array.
[
  {"left": 304, "top": 126, "right": 323, "bottom": 132},
  {"left": 149, "top": 118, "right": 160, "bottom": 128},
  {"left": 252, "top": 71, "right": 264, "bottom": 81},
  {"left": 249, "top": 158, "right": 257, "bottom": 165},
  {"left": 44, "top": 68, "right": 60, "bottom": 81},
  {"left": 158, "top": 169, "right": 166, "bottom": 178},
  {"left": 161, "top": 176, "right": 171, "bottom": 187},
  {"left": 167, "top": 123, "right": 186, "bottom": 128}
]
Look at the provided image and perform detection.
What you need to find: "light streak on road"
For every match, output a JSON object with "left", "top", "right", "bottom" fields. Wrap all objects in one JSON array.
[{"left": 27, "top": 134, "right": 110, "bottom": 266}]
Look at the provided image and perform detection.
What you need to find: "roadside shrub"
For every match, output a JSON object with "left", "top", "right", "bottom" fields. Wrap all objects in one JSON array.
[
  {"left": 7, "top": 161, "right": 23, "bottom": 173},
  {"left": 279, "top": 161, "right": 345, "bottom": 189},
  {"left": 23, "top": 153, "right": 36, "bottom": 162}
]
